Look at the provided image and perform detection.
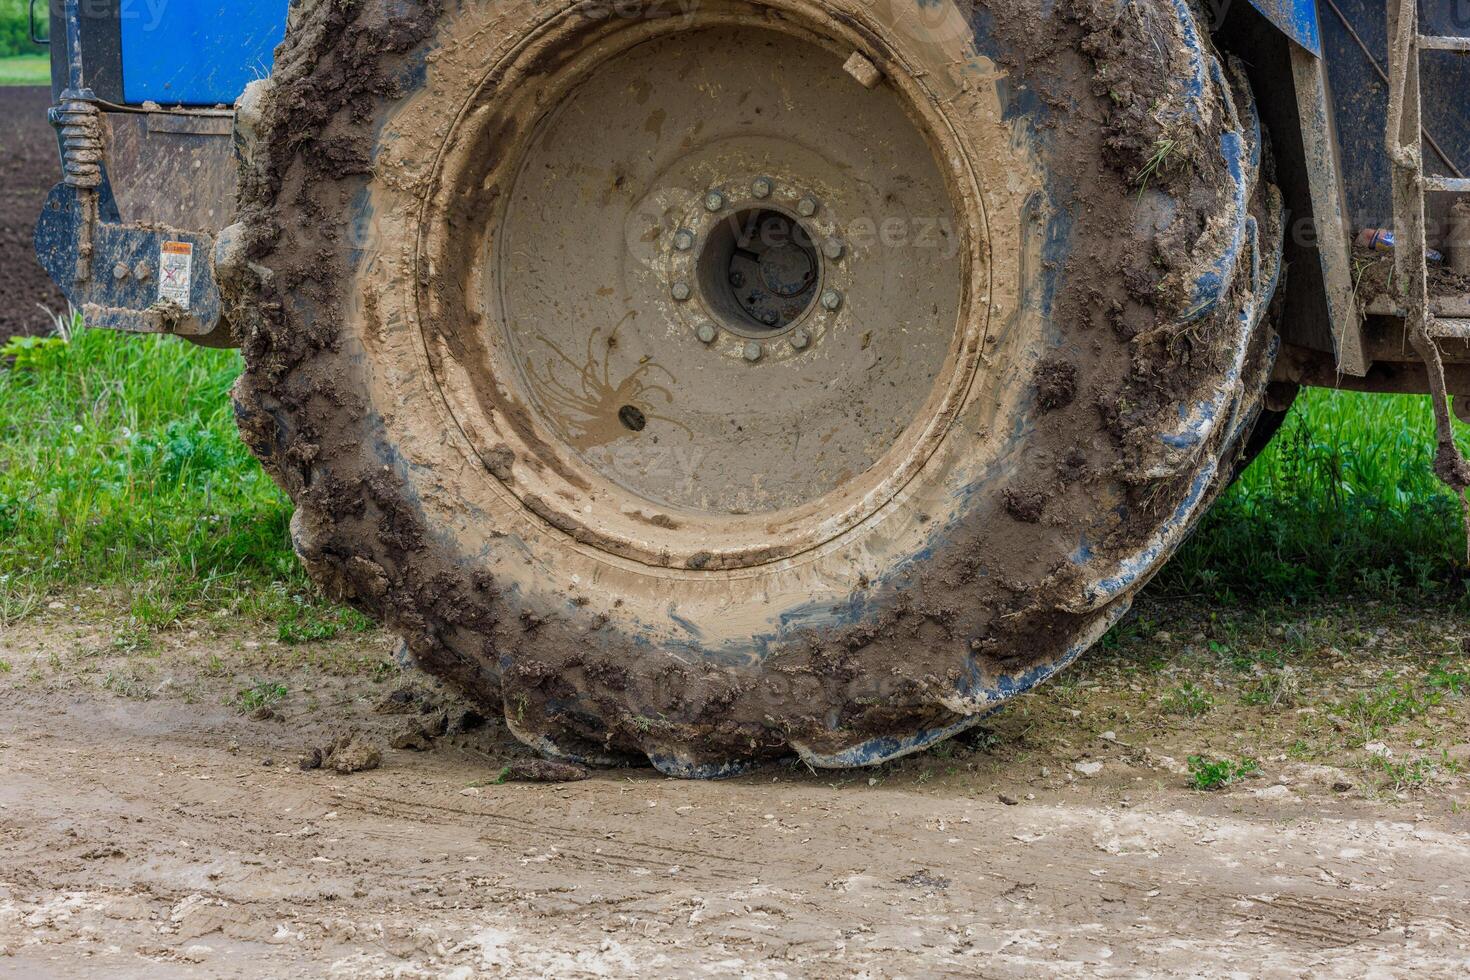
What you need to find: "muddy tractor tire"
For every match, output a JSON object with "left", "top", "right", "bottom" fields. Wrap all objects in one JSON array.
[{"left": 225, "top": 0, "right": 1283, "bottom": 775}]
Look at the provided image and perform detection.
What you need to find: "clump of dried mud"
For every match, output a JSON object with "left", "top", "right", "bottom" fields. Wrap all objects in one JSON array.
[{"left": 300, "top": 733, "right": 383, "bottom": 773}]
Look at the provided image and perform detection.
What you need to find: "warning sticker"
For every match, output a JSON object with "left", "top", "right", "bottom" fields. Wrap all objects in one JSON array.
[{"left": 158, "top": 241, "right": 194, "bottom": 309}]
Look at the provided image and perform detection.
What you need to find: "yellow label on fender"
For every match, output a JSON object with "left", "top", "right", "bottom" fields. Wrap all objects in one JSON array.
[{"left": 158, "top": 241, "right": 193, "bottom": 309}]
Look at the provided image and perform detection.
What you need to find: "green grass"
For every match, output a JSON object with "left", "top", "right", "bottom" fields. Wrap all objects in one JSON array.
[
  {"left": 1331, "top": 660, "right": 1468, "bottom": 746},
  {"left": 1187, "top": 754, "right": 1259, "bottom": 791},
  {"left": 1161, "top": 387, "right": 1470, "bottom": 604},
  {"left": 1, "top": 320, "right": 1468, "bottom": 636},
  {"left": 0, "top": 320, "right": 331, "bottom": 631},
  {"left": 0, "top": 53, "right": 48, "bottom": 86},
  {"left": 1428, "top": 659, "right": 1469, "bottom": 695},
  {"left": 1239, "top": 667, "right": 1300, "bottom": 708},
  {"left": 233, "top": 679, "right": 288, "bottom": 713},
  {"left": 1161, "top": 682, "right": 1215, "bottom": 718},
  {"left": 1132, "top": 138, "right": 1178, "bottom": 199}
]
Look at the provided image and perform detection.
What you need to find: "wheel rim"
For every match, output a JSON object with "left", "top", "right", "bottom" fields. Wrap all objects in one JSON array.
[{"left": 418, "top": 6, "right": 990, "bottom": 570}]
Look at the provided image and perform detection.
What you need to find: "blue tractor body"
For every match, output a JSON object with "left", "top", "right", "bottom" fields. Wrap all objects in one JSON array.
[
  {"left": 1248, "top": 0, "right": 1323, "bottom": 52},
  {"left": 118, "top": 2, "right": 287, "bottom": 105}
]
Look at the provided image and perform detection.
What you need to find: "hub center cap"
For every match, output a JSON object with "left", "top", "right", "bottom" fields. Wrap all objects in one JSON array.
[
  {"left": 758, "top": 244, "right": 813, "bottom": 298},
  {"left": 698, "top": 207, "right": 821, "bottom": 333}
]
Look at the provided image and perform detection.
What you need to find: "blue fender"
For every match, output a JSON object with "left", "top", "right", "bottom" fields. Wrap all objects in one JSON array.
[{"left": 1246, "top": 0, "right": 1322, "bottom": 56}]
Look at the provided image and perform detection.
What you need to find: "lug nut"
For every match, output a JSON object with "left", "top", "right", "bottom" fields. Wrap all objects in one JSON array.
[
  {"left": 743, "top": 342, "right": 763, "bottom": 362},
  {"left": 823, "top": 240, "right": 844, "bottom": 260},
  {"left": 751, "top": 177, "right": 772, "bottom": 199},
  {"left": 112, "top": 262, "right": 131, "bottom": 281},
  {"left": 790, "top": 329, "right": 811, "bottom": 350},
  {"left": 797, "top": 196, "right": 819, "bottom": 217},
  {"left": 821, "top": 288, "right": 842, "bottom": 311},
  {"left": 696, "top": 322, "right": 718, "bottom": 344},
  {"left": 673, "top": 228, "right": 695, "bottom": 251},
  {"left": 704, "top": 190, "right": 725, "bottom": 212},
  {"left": 671, "top": 280, "right": 692, "bottom": 301}
]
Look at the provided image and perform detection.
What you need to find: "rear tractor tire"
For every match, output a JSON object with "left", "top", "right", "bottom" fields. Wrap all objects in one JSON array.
[{"left": 224, "top": 0, "right": 1284, "bottom": 776}]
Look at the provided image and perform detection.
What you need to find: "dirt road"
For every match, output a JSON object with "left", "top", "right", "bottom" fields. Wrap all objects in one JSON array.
[{"left": 2, "top": 601, "right": 1468, "bottom": 977}]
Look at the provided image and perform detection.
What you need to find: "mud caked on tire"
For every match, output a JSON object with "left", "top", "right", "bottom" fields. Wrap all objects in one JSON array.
[{"left": 226, "top": 0, "right": 1283, "bottom": 775}]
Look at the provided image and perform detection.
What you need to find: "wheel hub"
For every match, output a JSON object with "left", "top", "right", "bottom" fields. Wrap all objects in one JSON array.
[
  {"left": 690, "top": 202, "right": 829, "bottom": 341},
  {"left": 710, "top": 207, "right": 819, "bottom": 329},
  {"left": 758, "top": 243, "right": 812, "bottom": 299}
]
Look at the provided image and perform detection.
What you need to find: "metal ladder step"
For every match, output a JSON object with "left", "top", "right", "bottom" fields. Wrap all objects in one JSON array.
[
  {"left": 1428, "top": 318, "right": 1470, "bottom": 340},
  {"left": 1419, "top": 34, "right": 1470, "bottom": 52},
  {"left": 1424, "top": 174, "right": 1470, "bottom": 192}
]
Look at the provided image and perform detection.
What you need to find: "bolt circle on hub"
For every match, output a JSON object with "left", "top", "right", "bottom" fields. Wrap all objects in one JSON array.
[
  {"left": 660, "top": 173, "right": 851, "bottom": 362},
  {"left": 693, "top": 207, "right": 823, "bottom": 337}
]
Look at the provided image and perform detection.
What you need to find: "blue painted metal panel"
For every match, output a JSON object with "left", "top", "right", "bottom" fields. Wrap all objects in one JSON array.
[
  {"left": 34, "top": 181, "right": 222, "bottom": 335},
  {"left": 1319, "top": 0, "right": 1470, "bottom": 235},
  {"left": 120, "top": 1, "right": 286, "bottom": 105},
  {"left": 1246, "top": 0, "right": 1322, "bottom": 56}
]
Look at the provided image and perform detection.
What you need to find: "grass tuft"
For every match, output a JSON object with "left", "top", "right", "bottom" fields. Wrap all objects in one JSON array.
[
  {"left": 234, "top": 679, "right": 288, "bottom": 713},
  {"left": 1162, "top": 682, "right": 1214, "bottom": 718},
  {"left": 1161, "top": 388, "right": 1470, "bottom": 604},
  {"left": 1187, "top": 755, "right": 1259, "bottom": 791},
  {"left": 0, "top": 321, "right": 337, "bottom": 634},
  {"left": 1133, "top": 138, "right": 1178, "bottom": 198}
]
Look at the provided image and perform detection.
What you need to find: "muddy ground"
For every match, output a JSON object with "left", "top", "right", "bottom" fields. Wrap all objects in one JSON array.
[
  {"left": 2, "top": 597, "right": 1468, "bottom": 977},
  {"left": 0, "top": 86, "right": 68, "bottom": 338}
]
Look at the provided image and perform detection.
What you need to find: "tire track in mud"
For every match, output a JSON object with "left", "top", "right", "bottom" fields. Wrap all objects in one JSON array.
[
  {"left": 15, "top": 710, "right": 1470, "bottom": 936},
  {"left": 1242, "top": 894, "right": 1402, "bottom": 950},
  {"left": 4, "top": 625, "right": 1470, "bottom": 975},
  {"left": 304, "top": 780, "right": 1470, "bottom": 964},
  {"left": 334, "top": 788, "right": 818, "bottom": 881}
]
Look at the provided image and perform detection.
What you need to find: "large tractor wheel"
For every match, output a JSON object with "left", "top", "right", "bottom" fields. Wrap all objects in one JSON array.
[{"left": 225, "top": 0, "right": 1283, "bottom": 775}]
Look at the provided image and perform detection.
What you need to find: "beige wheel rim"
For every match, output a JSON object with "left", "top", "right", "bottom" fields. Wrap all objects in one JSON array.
[{"left": 417, "top": 9, "right": 989, "bottom": 571}]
